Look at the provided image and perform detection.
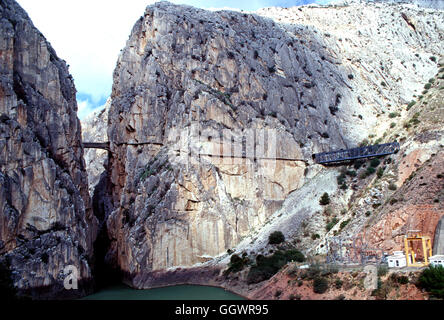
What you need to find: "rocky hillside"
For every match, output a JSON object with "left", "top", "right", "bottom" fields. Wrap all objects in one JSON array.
[
  {"left": 93, "top": 1, "right": 444, "bottom": 289},
  {"left": 347, "top": 0, "right": 444, "bottom": 10},
  {"left": 0, "top": 0, "right": 97, "bottom": 298}
]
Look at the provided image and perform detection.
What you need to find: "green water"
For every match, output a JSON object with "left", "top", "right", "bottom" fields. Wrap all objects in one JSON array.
[{"left": 82, "top": 284, "right": 245, "bottom": 300}]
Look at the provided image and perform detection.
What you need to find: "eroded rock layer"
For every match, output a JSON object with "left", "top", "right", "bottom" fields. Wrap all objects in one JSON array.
[
  {"left": 103, "top": 1, "right": 442, "bottom": 285},
  {"left": 0, "top": 0, "right": 97, "bottom": 298}
]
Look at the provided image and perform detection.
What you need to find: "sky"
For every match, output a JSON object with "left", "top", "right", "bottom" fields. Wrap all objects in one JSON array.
[{"left": 16, "top": 0, "right": 333, "bottom": 119}]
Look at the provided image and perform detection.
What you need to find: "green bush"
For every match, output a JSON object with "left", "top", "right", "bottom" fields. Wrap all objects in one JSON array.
[
  {"left": 319, "top": 192, "right": 330, "bottom": 206},
  {"left": 326, "top": 217, "right": 339, "bottom": 232},
  {"left": 390, "top": 122, "right": 396, "bottom": 128},
  {"left": 370, "top": 158, "right": 381, "bottom": 168},
  {"left": 424, "top": 83, "right": 431, "bottom": 90},
  {"left": 388, "top": 183, "right": 397, "bottom": 191},
  {"left": 418, "top": 265, "right": 444, "bottom": 299},
  {"left": 366, "top": 166, "right": 376, "bottom": 175},
  {"left": 339, "top": 219, "right": 350, "bottom": 230},
  {"left": 346, "top": 170, "right": 357, "bottom": 177},
  {"left": 246, "top": 250, "right": 305, "bottom": 284},
  {"left": 284, "top": 249, "right": 305, "bottom": 263},
  {"left": 353, "top": 159, "right": 365, "bottom": 170},
  {"left": 377, "top": 265, "right": 388, "bottom": 277},
  {"left": 388, "top": 112, "right": 399, "bottom": 118},
  {"left": 313, "top": 277, "right": 329, "bottom": 294},
  {"left": 407, "top": 101, "right": 416, "bottom": 110},
  {"left": 269, "top": 231, "right": 285, "bottom": 245},
  {"left": 377, "top": 167, "right": 385, "bottom": 178},
  {"left": 335, "top": 278, "right": 343, "bottom": 289},
  {"left": 311, "top": 233, "right": 320, "bottom": 240},
  {"left": 224, "top": 254, "right": 250, "bottom": 275}
]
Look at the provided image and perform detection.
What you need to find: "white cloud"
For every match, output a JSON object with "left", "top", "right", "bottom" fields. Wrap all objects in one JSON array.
[{"left": 17, "top": 0, "right": 157, "bottom": 103}]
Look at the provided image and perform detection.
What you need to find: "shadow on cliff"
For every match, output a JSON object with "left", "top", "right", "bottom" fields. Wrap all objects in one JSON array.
[{"left": 91, "top": 168, "right": 123, "bottom": 290}]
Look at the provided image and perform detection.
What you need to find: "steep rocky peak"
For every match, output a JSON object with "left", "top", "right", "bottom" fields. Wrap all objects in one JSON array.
[
  {"left": 0, "top": 0, "right": 97, "bottom": 298},
  {"left": 99, "top": 1, "right": 443, "bottom": 283}
]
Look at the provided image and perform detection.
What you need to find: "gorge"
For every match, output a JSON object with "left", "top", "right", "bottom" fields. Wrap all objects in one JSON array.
[{"left": 1, "top": 0, "right": 444, "bottom": 300}]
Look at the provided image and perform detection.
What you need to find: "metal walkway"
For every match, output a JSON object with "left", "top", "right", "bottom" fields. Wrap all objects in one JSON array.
[
  {"left": 83, "top": 142, "right": 110, "bottom": 151},
  {"left": 313, "top": 142, "right": 400, "bottom": 164}
]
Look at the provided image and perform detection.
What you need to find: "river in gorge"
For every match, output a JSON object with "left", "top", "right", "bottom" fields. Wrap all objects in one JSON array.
[{"left": 82, "top": 284, "right": 246, "bottom": 300}]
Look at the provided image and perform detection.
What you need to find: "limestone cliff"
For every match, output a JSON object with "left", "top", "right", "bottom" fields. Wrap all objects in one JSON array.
[
  {"left": 0, "top": 0, "right": 97, "bottom": 298},
  {"left": 103, "top": 1, "right": 443, "bottom": 286},
  {"left": 81, "top": 98, "right": 110, "bottom": 197}
]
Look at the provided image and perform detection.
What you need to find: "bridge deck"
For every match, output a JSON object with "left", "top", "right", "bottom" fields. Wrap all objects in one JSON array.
[
  {"left": 83, "top": 142, "right": 110, "bottom": 150},
  {"left": 314, "top": 142, "right": 400, "bottom": 164}
]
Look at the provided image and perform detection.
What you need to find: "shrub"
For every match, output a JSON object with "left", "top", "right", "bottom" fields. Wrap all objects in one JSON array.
[
  {"left": 225, "top": 254, "right": 249, "bottom": 274},
  {"left": 381, "top": 81, "right": 387, "bottom": 87},
  {"left": 269, "top": 231, "right": 285, "bottom": 244},
  {"left": 285, "top": 249, "right": 305, "bottom": 263},
  {"left": 346, "top": 170, "right": 357, "bottom": 177},
  {"left": 388, "top": 112, "right": 399, "bottom": 118},
  {"left": 313, "top": 277, "right": 329, "bottom": 294},
  {"left": 335, "top": 279, "right": 343, "bottom": 289},
  {"left": 311, "top": 233, "right": 320, "bottom": 240},
  {"left": 424, "top": 83, "right": 431, "bottom": 90},
  {"left": 377, "top": 167, "right": 385, "bottom": 178},
  {"left": 366, "top": 166, "right": 376, "bottom": 176},
  {"left": 353, "top": 159, "right": 365, "bottom": 170},
  {"left": 339, "top": 219, "right": 350, "bottom": 230},
  {"left": 407, "top": 101, "right": 416, "bottom": 110},
  {"left": 326, "top": 217, "right": 339, "bottom": 232},
  {"left": 390, "top": 122, "right": 396, "bottom": 128},
  {"left": 337, "top": 173, "right": 346, "bottom": 185},
  {"left": 388, "top": 183, "right": 397, "bottom": 191},
  {"left": 365, "top": 211, "right": 372, "bottom": 217},
  {"left": 377, "top": 265, "right": 388, "bottom": 277},
  {"left": 418, "top": 265, "right": 444, "bottom": 299},
  {"left": 370, "top": 158, "right": 381, "bottom": 168},
  {"left": 246, "top": 250, "right": 305, "bottom": 284},
  {"left": 304, "top": 264, "right": 322, "bottom": 280},
  {"left": 430, "top": 56, "right": 437, "bottom": 62},
  {"left": 319, "top": 192, "right": 330, "bottom": 206}
]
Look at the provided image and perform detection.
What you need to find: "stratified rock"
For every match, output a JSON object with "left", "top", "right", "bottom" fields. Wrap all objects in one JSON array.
[
  {"left": 0, "top": 0, "right": 97, "bottom": 299},
  {"left": 104, "top": 0, "right": 443, "bottom": 283}
]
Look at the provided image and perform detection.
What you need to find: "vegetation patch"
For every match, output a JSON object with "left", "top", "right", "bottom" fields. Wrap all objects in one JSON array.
[
  {"left": 313, "top": 277, "right": 329, "bottom": 294},
  {"left": 319, "top": 192, "right": 330, "bottom": 206},
  {"left": 418, "top": 265, "right": 444, "bottom": 299},
  {"left": 269, "top": 231, "right": 285, "bottom": 245},
  {"left": 246, "top": 249, "right": 305, "bottom": 284}
]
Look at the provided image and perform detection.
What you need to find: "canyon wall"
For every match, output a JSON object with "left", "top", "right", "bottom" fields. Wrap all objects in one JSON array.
[
  {"left": 104, "top": 1, "right": 443, "bottom": 283},
  {"left": 0, "top": 0, "right": 97, "bottom": 298}
]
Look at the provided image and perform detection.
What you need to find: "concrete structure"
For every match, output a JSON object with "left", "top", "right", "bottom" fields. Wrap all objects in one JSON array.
[
  {"left": 387, "top": 251, "right": 407, "bottom": 268},
  {"left": 433, "top": 216, "right": 444, "bottom": 255},
  {"left": 429, "top": 255, "right": 444, "bottom": 267}
]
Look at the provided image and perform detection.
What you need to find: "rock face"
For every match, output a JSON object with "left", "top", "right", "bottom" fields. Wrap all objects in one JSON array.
[
  {"left": 353, "top": 0, "right": 444, "bottom": 10},
  {"left": 105, "top": 1, "right": 443, "bottom": 282},
  {"left": 81, "top": 98, "right": 110, "bottom": 197},
  {"left": 0, "top": 0, "right": 97, "bottom": 298}
]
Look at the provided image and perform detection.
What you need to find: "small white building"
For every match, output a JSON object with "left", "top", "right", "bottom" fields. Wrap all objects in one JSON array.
[
  {"left": 429, "top": 255, "right": 444, "bottom": 267},
  {"left": 387, "top": 251, "right": 407, "bottom": 268}
]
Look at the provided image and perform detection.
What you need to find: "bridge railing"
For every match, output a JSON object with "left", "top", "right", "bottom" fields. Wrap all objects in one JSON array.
[{"left": 314, "top": 142, "right": 400, "bottom": 164}]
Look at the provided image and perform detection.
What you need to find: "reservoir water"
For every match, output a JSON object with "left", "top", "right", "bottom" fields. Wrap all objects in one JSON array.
[{"left": 82, "top": 284, "right": 246, "bottom": 300}]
